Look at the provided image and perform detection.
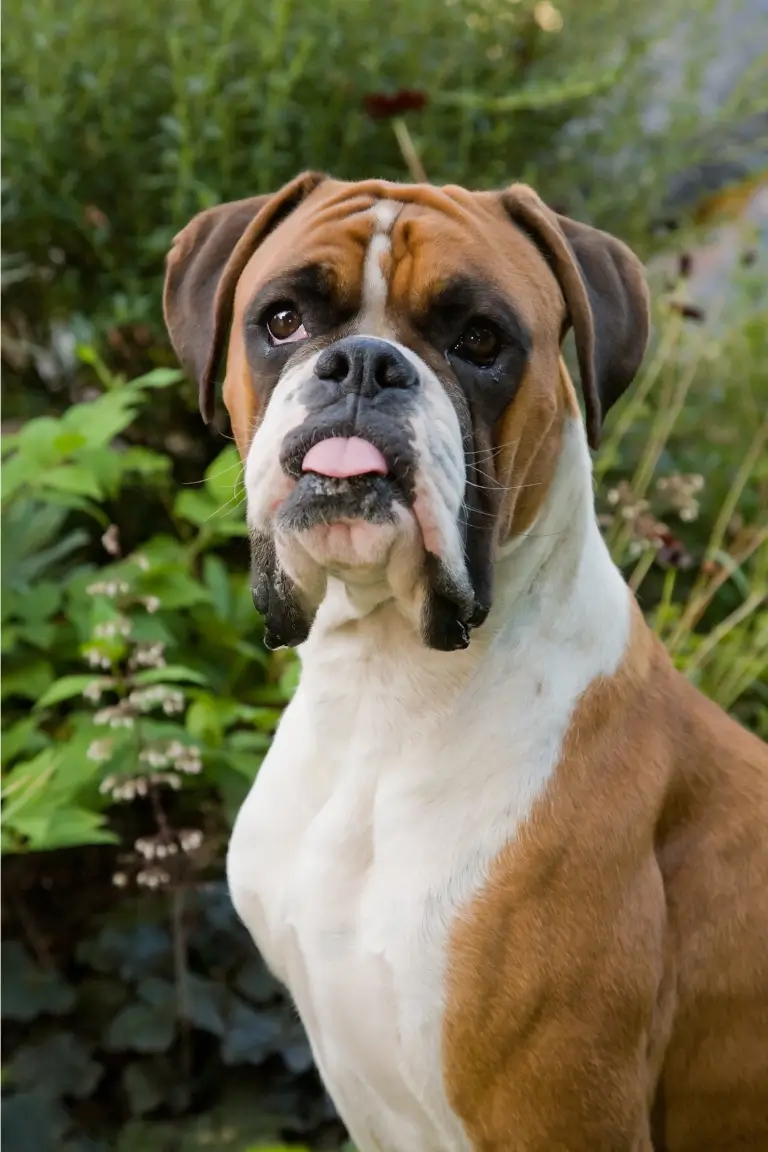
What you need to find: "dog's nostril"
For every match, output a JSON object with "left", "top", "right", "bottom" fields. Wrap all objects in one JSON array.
[
  {"left": 374, "top": 352, "right": 417, "bottom": 390},
  {"left": 315, "top": 348, "right": 349, "bottom": 383}
]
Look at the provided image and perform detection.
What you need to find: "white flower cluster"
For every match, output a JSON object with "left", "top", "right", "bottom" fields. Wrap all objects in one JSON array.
[
  {"left": 656, "top": 473, "right": 704, "bottom": 523},
  {"left": 87, "top": 738, "right": 113, "bottom": 763},
  {"left": 128, "top": 684, "right": 184, "bottom": 715},
  {"left": 93, "top": 615, "right": 132, "bottom": 641},
  {"left": 86, "top": 579, "right": 131, "bottom": 598},
  {"left": 130, "top": 642, "right": 166, "bottom": 670},
  {"left": 139, "top": 740, "right": 202, "bottom": 775},
  {"left": 136, "top": 867, "right": 170, "bottom": 889},
  {"left": 94, "top": 702, "right": 135, "bottom": 729},
  {"left": 83, "top": 677, "right": 115, "bottom": 703},
  {"left": 85, "top": 647, "right": 113, "bottom": 670}
]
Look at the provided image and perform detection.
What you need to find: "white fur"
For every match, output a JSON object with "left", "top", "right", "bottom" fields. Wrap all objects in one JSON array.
[
  {"left": 360, "top": 201, "right": 402, "bottom": 333},
  {"left": 228, "top": 415, "right": 631, "bottom": 1151}
]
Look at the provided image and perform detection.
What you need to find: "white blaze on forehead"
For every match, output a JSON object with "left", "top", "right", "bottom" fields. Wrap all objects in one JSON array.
[{"left": 360, "top": 200, "right": 402, "bottom": 333}]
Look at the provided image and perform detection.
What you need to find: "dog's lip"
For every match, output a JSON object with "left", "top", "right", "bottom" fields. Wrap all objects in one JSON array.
[{"left": 280, "top": 427, "right": 412, "bottom": 495}]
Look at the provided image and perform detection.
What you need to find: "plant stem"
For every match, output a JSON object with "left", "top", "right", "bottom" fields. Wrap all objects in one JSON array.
[{"left": 392, "top": 118, "right": 428, "bottom": 183}]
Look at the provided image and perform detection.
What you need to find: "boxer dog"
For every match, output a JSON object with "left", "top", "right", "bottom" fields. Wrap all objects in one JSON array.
[{"left": 164, "top": 173, "right": 768, "bottom": 1151}]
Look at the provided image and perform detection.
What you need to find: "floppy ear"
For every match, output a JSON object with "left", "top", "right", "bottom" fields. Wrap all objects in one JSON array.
[
  {"left": 502, "top": 184, "right": 650, "bottom": 449},
  {"left": 163, "top": 171, "right": 326, "bottom": 422}
]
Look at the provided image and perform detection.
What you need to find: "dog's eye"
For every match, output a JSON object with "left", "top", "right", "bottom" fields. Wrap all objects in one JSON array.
[
  {"left": 265, "top": 304, "right": 307, "bottom": 344},
  {"left": 452, "top": 322, "right": 501, "bottom": 367}
]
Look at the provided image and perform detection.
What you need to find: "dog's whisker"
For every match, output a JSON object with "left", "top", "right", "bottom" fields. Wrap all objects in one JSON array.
[{"left": 463, "top": 478, "right": 543, "bottom": 494}]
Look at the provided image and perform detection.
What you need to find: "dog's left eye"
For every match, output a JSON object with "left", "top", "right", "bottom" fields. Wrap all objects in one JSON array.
[
  {"left": 265, "top": 304, "right": 308, "bottom": 344},
  {"left": 451, "top": 322, "right": 501, "bottom": 367}
]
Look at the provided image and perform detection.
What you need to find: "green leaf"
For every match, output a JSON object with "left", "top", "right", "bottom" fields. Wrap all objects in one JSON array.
[
  {"left": 186, "top": 697, "right": 223, "bottom": 745},
  {"left": 119, "top": 446, "right": 172, "bottom": 478},
  {"left": 220, "top": 997, "right": 283, "bottom": 1065},
  {"left": 9, "top": 807, "right": 117, "bottom": 852},
  {"left": 1, "top": 718, "right": 48, "bottom": 766},
  {"left": 203, "top": 553, "right": 231, "bottom": 620},
  {"left": 122, "top": 1061, "right": 165, "bottom": 1117},
  {"left": 36, "top": 675, "right": 99, "bottom": 709},
  {"left": 131, "top": 664, "right": 208, "bottom": 687},
  {"left": 0, "top": 942, "right": 76, "bottom": 1021},
  {"left": 129, "top": 367, "right": 184, "bottom": 389},
  {"left": 59, "top": 389, "right": 142, "bottom": 448},
  {"left": 39, "top": 464, "right": 104, "bottom": 500},
  {"left": 9, "top": 1033, "right": 102, "bottom": 1100},
  {"left": 173, "top": 488, "right": 218, "bottom": 526},
  {"left": 204, "top": 445, "right": 244, "bottom": 505},
  {"left": 182, "top": 974, "right": 228, "bottom": 1037},
  {"left": 1, "top": 660, "right": 54, "bottom": 701},
  {"left": 104, "top": 1000, "right": 176, "bottom": 1055}
]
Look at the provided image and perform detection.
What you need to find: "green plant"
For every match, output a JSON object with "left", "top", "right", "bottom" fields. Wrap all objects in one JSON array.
[
  {"left": 1, "top": 882, "right": 341, "bottom": 1151},
  {"left": 1, "top": 357, "right": 294, "bottom": 858},
  {"left": 595, "top": 267, "right": 768, "bottom": 735}
]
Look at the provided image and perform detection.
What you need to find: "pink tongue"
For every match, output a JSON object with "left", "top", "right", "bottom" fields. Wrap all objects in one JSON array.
[{"left": 302, "top": 436, "right": 388, "bottom": 479}]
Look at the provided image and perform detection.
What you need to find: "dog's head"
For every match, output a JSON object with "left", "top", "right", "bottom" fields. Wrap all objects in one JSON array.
[{"left": 164, "top": 174, "right": 650, "bottom": 651}]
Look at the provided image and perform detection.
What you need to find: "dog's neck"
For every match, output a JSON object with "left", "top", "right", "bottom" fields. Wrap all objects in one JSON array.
[{"left": 298, "top": 418, "right": 630, "bottom": 713}]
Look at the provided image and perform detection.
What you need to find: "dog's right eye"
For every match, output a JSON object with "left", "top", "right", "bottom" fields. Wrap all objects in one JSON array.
[{"left": 265, "top": 304, "right": 307, "bottom": 344}]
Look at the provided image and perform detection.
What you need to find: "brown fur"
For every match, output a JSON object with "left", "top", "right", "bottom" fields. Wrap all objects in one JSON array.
[{"left": 444, "top": 602, "right": 768, "bottom": 1150}]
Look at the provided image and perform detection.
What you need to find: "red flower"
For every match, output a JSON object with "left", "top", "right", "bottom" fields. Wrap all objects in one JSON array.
[{"left": 364, "top": 89, "right": 429, "bottom": 120}]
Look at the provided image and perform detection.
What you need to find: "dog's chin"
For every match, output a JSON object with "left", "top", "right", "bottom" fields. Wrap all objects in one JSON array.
[
  {"left": 275, "top": 473, "right": 409, "bottom": 574},
  {"left": 254, "top": 472, "right": 483, "bottom": 653}
]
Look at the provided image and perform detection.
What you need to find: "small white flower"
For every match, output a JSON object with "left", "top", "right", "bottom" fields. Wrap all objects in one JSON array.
[
  {"left": 179, "top": 829, "right": 204, "bottom": 853},
  {"left": 136, "top": 867, "right": 170, "bottom": 889},
  {"left": 112, "top": 872, "right": 129, "bottom": 888},
  {"left": 83, "top": 678, "right": 113, "bottom": 702},
  {"left": 87, "top": 738, "right": 113, "bottom": 763}
]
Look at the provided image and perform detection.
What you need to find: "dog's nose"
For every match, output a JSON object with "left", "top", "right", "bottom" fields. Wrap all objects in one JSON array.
[{"left": 315, "top": 337, "right": 418, "bottom": 397}]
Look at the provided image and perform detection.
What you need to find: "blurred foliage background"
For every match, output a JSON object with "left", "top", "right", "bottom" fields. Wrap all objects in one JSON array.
[{"left": 1, "top": 0, "right": 767, "bottom": 1148}]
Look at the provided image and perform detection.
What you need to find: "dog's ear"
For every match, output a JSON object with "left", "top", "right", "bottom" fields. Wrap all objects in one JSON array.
[
  {"left": 163, "top": 171, "right": 326, "bottom": 422},
  {"left": 502, "top": 184, "right": 650, "bottom": 449}
]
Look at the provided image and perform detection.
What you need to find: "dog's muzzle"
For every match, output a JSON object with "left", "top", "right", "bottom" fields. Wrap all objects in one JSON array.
[{"left": 251, "top": 335, "right": 486, "bottom": 653}]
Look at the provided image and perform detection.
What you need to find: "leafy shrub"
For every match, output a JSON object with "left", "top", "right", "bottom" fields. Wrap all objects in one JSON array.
[
  {"left": 1, "top": 359, "right": 297, "bottom": 860},
  {"left": 1, "top": 881, "right": 344, "bottom": 1151}
]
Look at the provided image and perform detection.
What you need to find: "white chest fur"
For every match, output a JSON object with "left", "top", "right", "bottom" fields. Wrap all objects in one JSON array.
[{"left": 227, "top": 421, "right": 630, "bottom": 1151}]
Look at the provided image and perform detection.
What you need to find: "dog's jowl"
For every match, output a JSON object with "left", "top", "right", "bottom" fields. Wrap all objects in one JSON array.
[{"left": 164, "top": 175, "right": 768, "bottom": 1152}]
